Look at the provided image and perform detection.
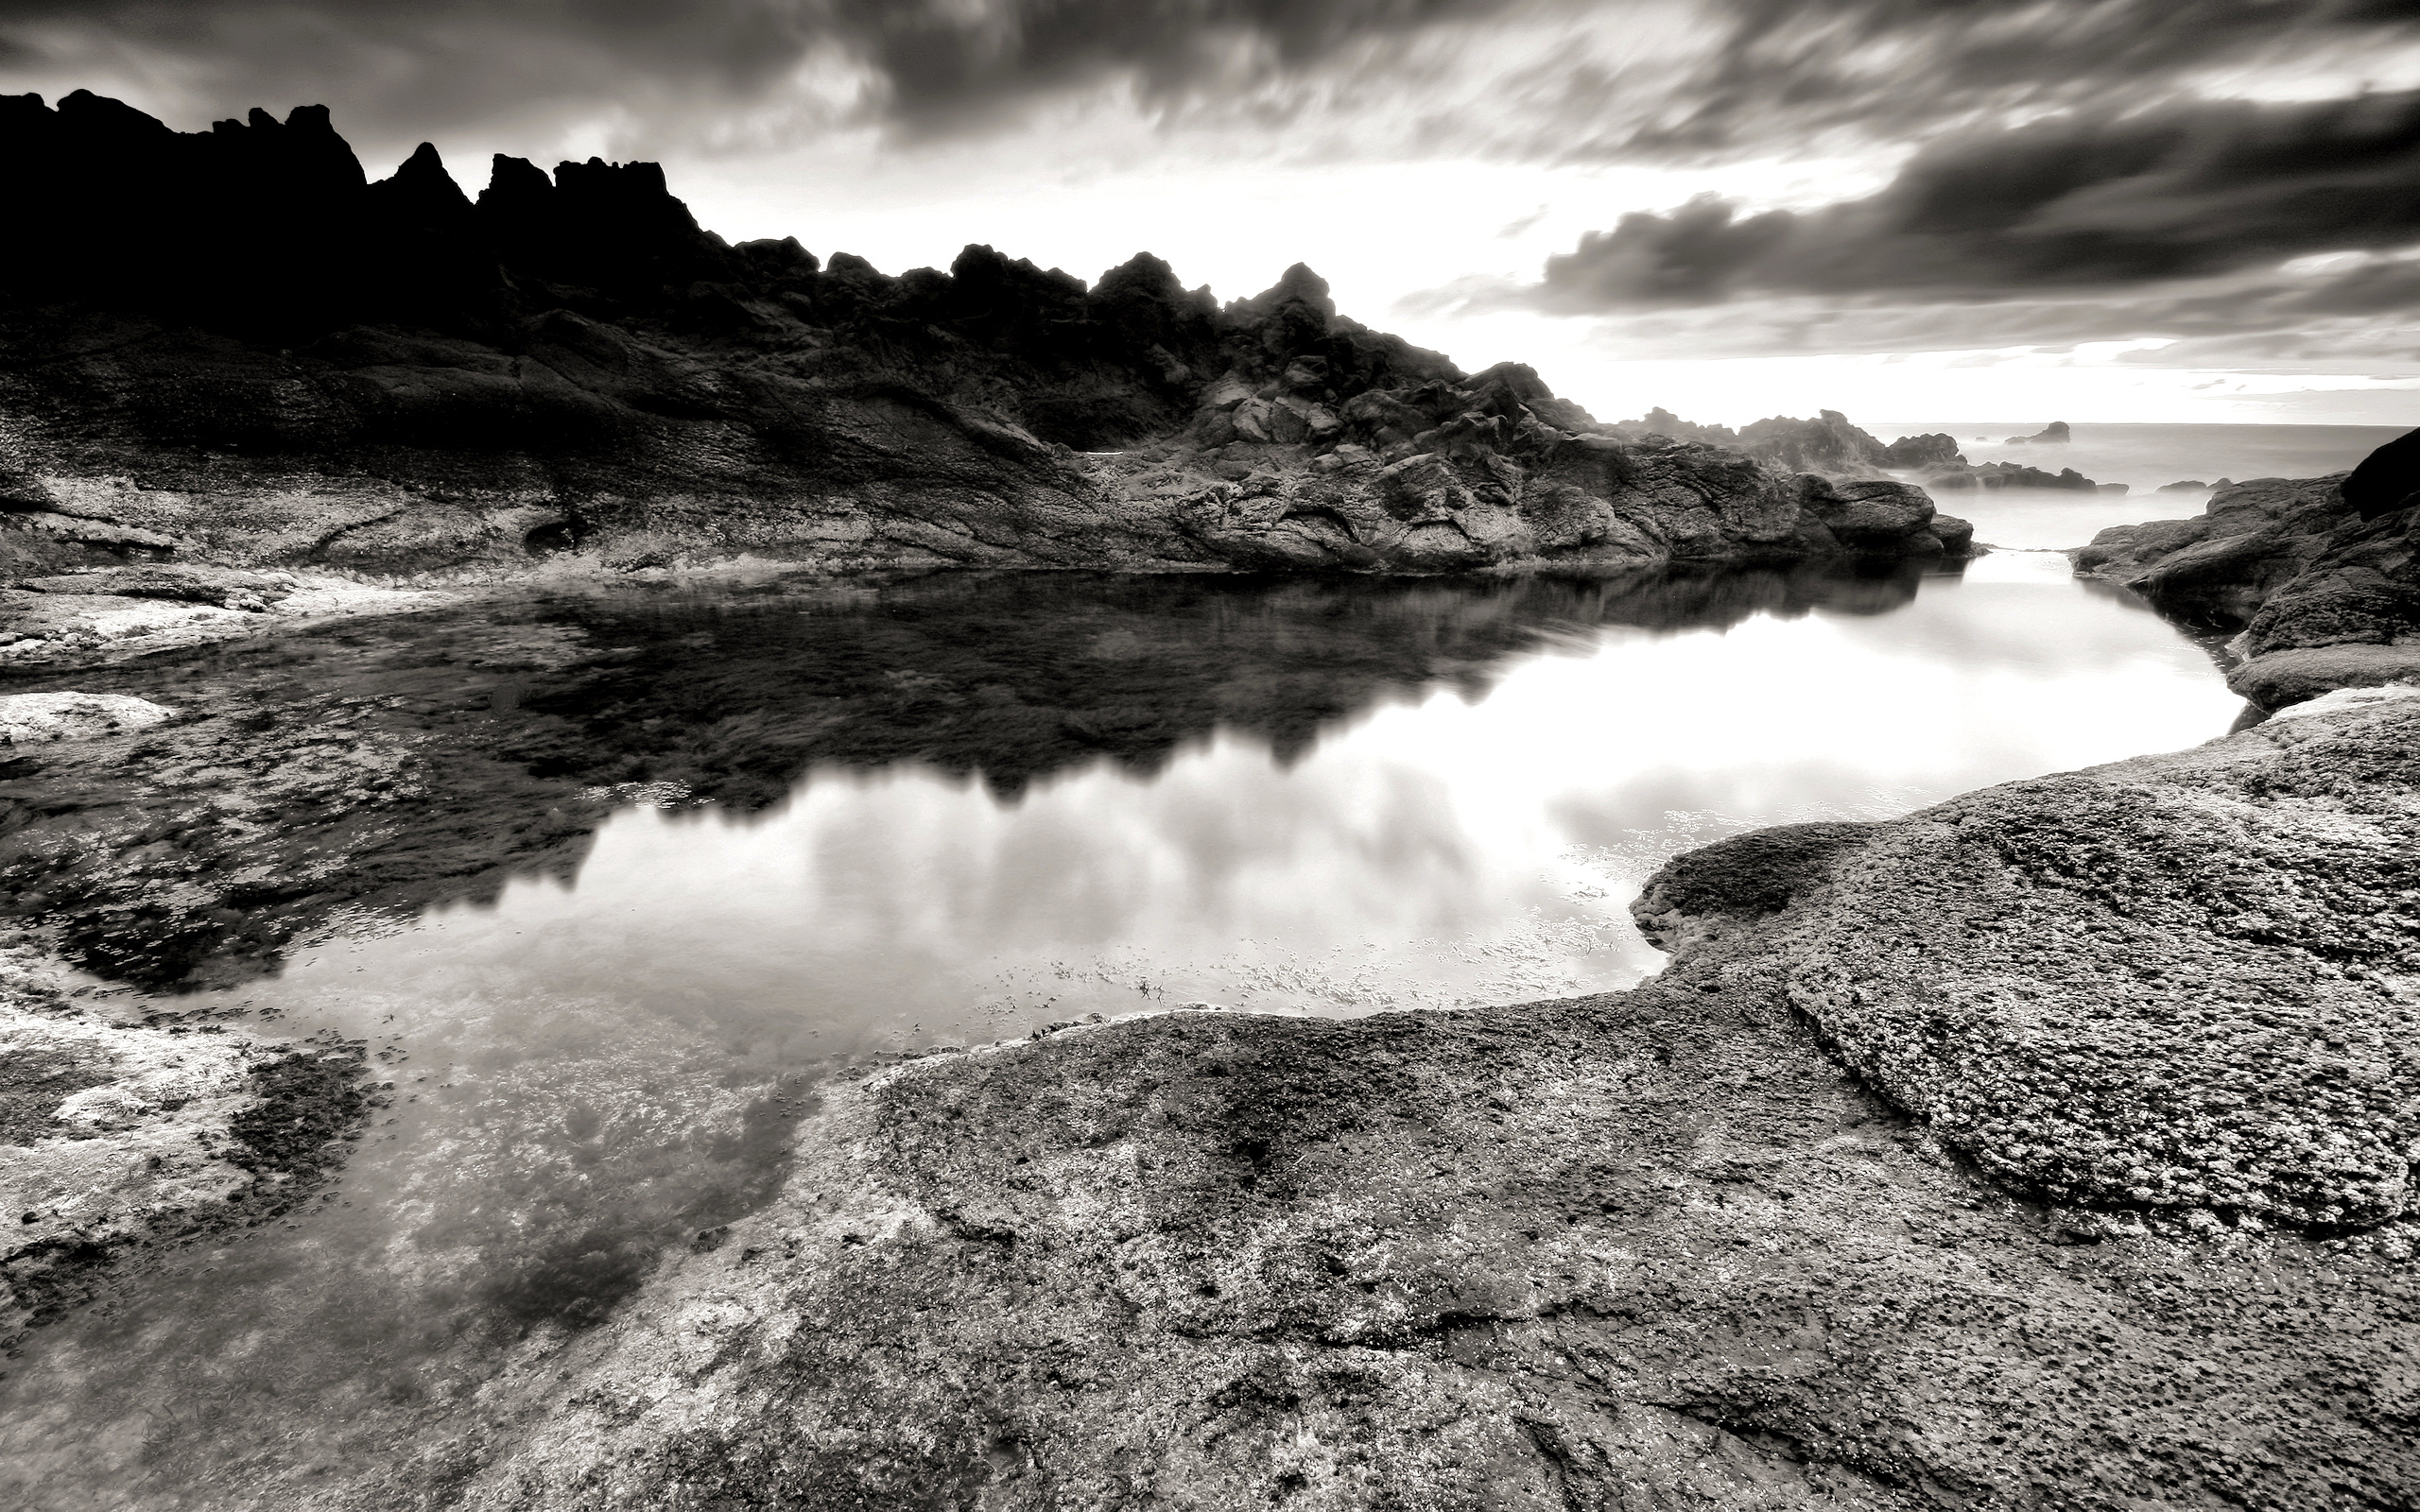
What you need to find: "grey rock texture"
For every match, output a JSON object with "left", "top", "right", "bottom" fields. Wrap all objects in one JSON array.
[
  {"left": 1646, "top": 696, "right": 2420, "bottom": 1228},
  {"left": 2074, "top": 436, "right": 2420, "bottom": 708},
  {"left": 0, "top": 691, "right": 173, "bottom": 744},
  {"left": 406, "top": 696, "right": 2420, "bottom": 1512}
]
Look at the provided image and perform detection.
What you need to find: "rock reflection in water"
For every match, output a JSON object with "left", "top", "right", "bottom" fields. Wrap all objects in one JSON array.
[
  {"left": 7, "top": 559, "right": 1950, "bottom": 994},
  {"left": 0, "top": 554, "right": 2240, "bottom": 1510}
]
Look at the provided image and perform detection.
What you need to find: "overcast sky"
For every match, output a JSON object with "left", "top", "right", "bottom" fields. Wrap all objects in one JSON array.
[{"left": 7, "top": 0, "right": 2420, "bottom": 424}]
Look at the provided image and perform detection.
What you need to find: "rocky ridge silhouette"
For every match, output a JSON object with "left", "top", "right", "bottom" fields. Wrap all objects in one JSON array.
[{"left": 0, "top": 94, "right": 1969, "bottom": 598}]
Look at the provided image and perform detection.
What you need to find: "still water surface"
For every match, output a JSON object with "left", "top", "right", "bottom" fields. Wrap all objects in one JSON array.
[{"left": 3, "top": 545, "right": 2243, "bottom": 1505}]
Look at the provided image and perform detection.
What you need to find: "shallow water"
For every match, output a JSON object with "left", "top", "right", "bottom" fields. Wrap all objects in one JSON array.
[{"left": 0, "top": 556, "right": 2244, "bottom": 1506}]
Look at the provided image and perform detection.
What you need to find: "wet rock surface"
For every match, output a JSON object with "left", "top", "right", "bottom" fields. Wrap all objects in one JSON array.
[
  {"left": 417, "top": 694, "right": 2420, "bottom": 1512},
  {"left": 0, "top": 941, "right": 375, "bottom": 1350},
  {"left": 2074, "top": 431, "right": 2420, "bottom": 709},
  {"left": 0, "top": 690, "right": 174, "bottom": 744}
]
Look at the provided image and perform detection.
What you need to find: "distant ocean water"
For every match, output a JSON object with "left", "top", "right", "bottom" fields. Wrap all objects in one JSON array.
[{"left": 1864, "top": 421, "right": 2412, "bottom": 553}]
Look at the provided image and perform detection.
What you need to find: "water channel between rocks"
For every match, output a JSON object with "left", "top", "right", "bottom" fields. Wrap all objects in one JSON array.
[{"left": 2, "top": 520, "right": 2243, "bottom": 1504}]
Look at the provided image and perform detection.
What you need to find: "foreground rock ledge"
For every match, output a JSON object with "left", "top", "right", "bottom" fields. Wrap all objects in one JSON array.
[{"left": 441, "top": 697, "right": 2420, "bottom": 1511}]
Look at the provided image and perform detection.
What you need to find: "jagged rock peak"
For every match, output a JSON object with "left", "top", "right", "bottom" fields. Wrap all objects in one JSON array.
[
  {"left": 372, "top": 142, "right": 475, "bottom": 221},
  {"left": 1235, "top": 263, "right": 1337, "bottom": 319},
  {"left": 480, "top": 152, "right": 554, "bottom": 207}
]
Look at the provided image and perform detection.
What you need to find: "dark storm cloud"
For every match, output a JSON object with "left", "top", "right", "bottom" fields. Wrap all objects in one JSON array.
[
  {"left": 1533, "top": 90, "right": 2420, "bottom": 311},
  {"left": 1595, "top": 0, "right": 2420, "bottom": 161},
  {"left": 1453, "top": 249, "right": 2420, "bottom": 368},
  {"left": 0, "top": 0, "right": 1504, "bottom": 141},
  {"left": 5, "top": 0, "right": 2410, "bottom": 159},
  {"left": 840, "top": 0, "right": 1503, "bottom": 132}
]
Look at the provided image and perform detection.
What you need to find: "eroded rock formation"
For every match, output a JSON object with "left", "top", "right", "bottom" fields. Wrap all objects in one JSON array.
[
  {"left": 0, "top": 94, "right": 1965, "bottom": 592},
  {"left": 2076, "top": 430, "right": 2420, "bottom": 708}
]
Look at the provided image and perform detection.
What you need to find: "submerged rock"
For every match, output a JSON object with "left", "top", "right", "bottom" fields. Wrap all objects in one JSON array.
[{"left": 0, "top": 943, "right": 375, "bottom": 1344}]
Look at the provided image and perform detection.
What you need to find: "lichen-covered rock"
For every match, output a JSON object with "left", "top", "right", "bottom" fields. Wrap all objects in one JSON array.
[{"left": 1654, "top": 693, "right": 2420, "bottom": 1228}]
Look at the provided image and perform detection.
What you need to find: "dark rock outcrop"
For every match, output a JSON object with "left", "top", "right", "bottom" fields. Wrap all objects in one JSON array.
[
  {"left": 1939, "top": 460, "right": 2103, "bottom": 493},
  {"left": 0, "top": 94, "right": 1968, "bottom": 592},
  {"left": 1603, "top": 407, "right": 2118, "bottom": 496},
  {"left": 2343, "top": 424, "right": 2420, "bottom": 521},
  {"left": 412, "top": 693, "right": 2420, "bottom": 1512},
  {"left": 2006, "top": 421, "right": 2071, "bottom": 443},
  {"left": 1610, "top": 407, "right": 1904, "bottom": 476},
  {"left": 2076, "top": 428, "right": 2420, "bottom": 708},
  {"left": 1879, "top": 430, "right": 1961, "bottom": 469}
]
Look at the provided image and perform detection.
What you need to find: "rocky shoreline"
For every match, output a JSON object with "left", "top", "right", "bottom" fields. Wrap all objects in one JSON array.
[
  {"left": 1, "top": 544, "right": 2413, "bottom": 1506},
  {"left": 2075, "top": 430, "right": 2420, "bottom": 711},
  {"left": 5, "top": 86, "right": 2419, "bottom": 1512},
  {"left": 2, "top": 92, "right": 1967, "bottom": 649},
  {"left": 409, "top": 688, "right": 2420, "bottom": 1509}
]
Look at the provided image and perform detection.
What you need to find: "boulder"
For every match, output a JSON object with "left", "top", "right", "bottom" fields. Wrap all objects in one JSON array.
[
  {"left": 1374, "top": 453, "right": 1475, "bottom": 519},
  {"left": 1881, "top": 432, "right": 1962, "bottom": 469},
  {"left": 2228, "top": 644, "right": 2420, "bottom": 710},
  {"left": 1796, "top": 475, "right": 1934, "bottom": 549},
  {"left": 0, "top": 692, "right": 176, "bottom": 745},
  {"left": 2005, "top": 421, "right": 2071, "bottom": 443}
]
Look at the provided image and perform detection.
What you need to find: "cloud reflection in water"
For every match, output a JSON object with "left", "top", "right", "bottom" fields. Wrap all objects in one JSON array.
[{"left": 418, "top": 549, "right": 2238, "bottom": 1040}]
